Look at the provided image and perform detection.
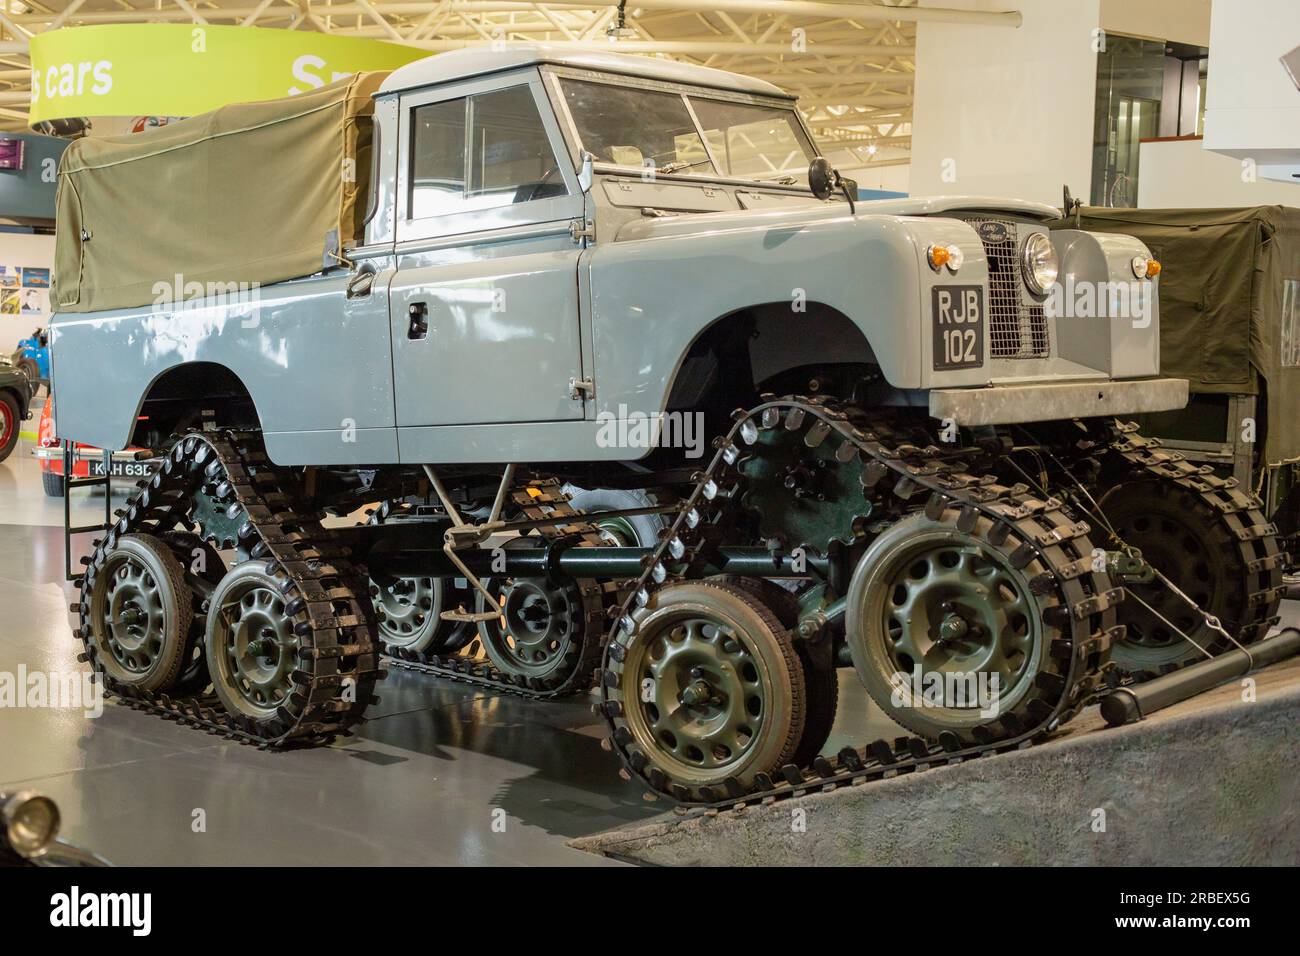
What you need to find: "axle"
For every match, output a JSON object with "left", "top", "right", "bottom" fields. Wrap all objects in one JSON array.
[{"left": 361, "top": 544, "right": 828, "bottom": 581}]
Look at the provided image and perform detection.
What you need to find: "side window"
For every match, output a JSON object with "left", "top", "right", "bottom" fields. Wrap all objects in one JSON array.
[{"left": 409, "top": 84, "right": 566, "bottom": 220}]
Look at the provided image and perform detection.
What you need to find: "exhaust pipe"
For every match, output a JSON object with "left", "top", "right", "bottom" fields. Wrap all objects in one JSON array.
[{"left": 1100, "top": 627, "right": 1300, "bottom": 727}]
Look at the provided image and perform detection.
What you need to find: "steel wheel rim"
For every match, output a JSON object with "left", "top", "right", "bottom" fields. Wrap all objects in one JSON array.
[
  {"left": 210, "top": 580, "right": 298, "bottom": 716},
  {"left": 1111, "top": 511, "right": 1214, "bottom": 650},
  {"left": 623, "top": 607, "right": 773, "bottom": 776},
  {"left": 0, "top": 399, "right": 12, "bottom": 448},
  {"left": 370, "top": 573, "right": 439, "bottom": 648},
  {"left": 482, "top": 578, "right": 576, "bottom": 674},
  {"left": 596, "top": 515, "right": 640, "bottom": 547},
  {"left": 874, "top": 534, "right": 1039, "bottom": 708},
  {"left": 94, "top": 552, "right": 167, "bottom": 675}
]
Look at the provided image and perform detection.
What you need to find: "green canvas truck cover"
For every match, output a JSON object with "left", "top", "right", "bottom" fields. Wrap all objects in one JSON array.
[
  {"left": 52, "top": 71, "right": 387, "bottom": 313},
  {"left": 1049, "top": 205, "right": 1300, "bottom": 461}
]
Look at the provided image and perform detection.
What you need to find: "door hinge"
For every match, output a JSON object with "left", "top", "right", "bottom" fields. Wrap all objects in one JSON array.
[
  {"left": 568, "top": 377, "right": 595, "bottom": 400},
  {"left": 569, "top": 219, "right": 596, "bottom": 245}
]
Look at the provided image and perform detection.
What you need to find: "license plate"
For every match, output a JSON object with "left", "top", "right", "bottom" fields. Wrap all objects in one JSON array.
[
  {"left": 932, "top": 285, "right": 984, "bottom": 371},
  {"left": 90, "top": 459, "right": 155, "bottom": 479}
]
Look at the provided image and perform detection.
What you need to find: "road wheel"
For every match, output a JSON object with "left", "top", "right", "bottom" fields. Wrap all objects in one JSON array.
[
  {"left": 563, "top": 486, "right": 666, "bottom": 547},
  {"left": 84, "top": 533, "right": 192, "bottom": 692},
  {"left": 205, "top": 561, "right": 302, "bottom": 723},
  {"left": 476, "top": 540, "right": 592, "bottom": 682},
  {"left": 41, "top": 470, "right": 64, "bottom": 498},
  {"left": 846, "top": 509, "right": 1064, "bottom": 745},
  {"left": 159, "top": 531, "right": 225, "bottom": 695},
  {"left": 709, "top": 575, "right": 837, "bottom": 767},
  {"left": 0, "top": 391, "right": 18, "bottom": 463},
  {"left": 608, "top": 580, "right": 805, "bottom": 794},
  {"left": 1100, "top": 479, "right": 1271, "bottom": 671},
  {"left": 18, "top": 358, "right": 40, "bottom": 391},
  {"left": 370, "top": 572, "right": 475, "bottom": 655}
]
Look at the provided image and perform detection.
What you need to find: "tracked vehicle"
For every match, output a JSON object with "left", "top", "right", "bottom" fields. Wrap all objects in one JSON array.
[{"left": 51, "top": 47, "right": 1282, "bottom": 799}]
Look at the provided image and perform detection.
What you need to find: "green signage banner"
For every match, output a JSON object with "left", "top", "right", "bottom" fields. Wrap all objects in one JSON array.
[{"left": 29, "top": 24, "right": 425, "bottom": 125}]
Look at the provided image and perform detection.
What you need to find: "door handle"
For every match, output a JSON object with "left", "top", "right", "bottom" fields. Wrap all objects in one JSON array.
[
  {"left": 407, "top": 302, "right": 429, "bottom": 340},
  {"left": 346, "top": 265, "right": 376, "bottom": 299}
]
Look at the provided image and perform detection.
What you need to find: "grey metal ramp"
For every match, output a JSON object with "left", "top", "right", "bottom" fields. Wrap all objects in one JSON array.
[{"left": 571, "top": 657, "right": 1300, "bottom": 867}]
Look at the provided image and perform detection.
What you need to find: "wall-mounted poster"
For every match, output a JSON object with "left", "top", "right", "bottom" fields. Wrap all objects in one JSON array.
[
  {"left": 0, "top": 267, "right": 50, "bottom": 314},
  {"left": 21, "top": 267, "right": 49, "bottom": 288}
]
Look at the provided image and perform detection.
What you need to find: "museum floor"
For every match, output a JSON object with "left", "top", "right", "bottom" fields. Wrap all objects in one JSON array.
[{"left": 0, "top": 417, "right": 902, "bottom": 866}]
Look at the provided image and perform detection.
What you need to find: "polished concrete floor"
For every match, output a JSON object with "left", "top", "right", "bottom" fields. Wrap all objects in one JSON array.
[{"left": 0, "top": 417, "right": 893, "bottom": 866}]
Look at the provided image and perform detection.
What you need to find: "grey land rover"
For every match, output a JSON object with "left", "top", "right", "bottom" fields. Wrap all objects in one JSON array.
[{"left": 51, "top": 46, "right": 1282, "bottom": 804}]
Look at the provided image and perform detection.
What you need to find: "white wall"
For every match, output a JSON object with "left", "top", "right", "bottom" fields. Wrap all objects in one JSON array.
[
  {"left": 1099, "top": 0, "right": 1211, "bottom": 46},
  {"left": 0, "top": 231, "right": 55, "bottom": 353},
  {"left": 1203, "top": 0, "right": 1300, "bottom": 182},
  {"left": 1138, "top": 138, "right": 1300, "bottom": 207},
  {"left": 910, "top": 0, "right": 1101, "bottom": 204}
]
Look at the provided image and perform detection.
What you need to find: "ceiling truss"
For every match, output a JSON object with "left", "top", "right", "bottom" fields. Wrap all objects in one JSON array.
[{"left": 0, "top": 0, "right": 1020, "bottom": 168}]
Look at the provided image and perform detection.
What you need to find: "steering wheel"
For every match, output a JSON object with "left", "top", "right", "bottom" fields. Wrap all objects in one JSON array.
[{"left": 520, "top": 164, "right": 563, "bottom": 203}]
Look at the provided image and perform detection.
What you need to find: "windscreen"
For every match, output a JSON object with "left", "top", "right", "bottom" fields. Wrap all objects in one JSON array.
[
  {"left": 559, "top": 76, "right": 815, "bottom": 183},
  {"left": 688, "top": 97, "right": 818, "bottom": 183}
]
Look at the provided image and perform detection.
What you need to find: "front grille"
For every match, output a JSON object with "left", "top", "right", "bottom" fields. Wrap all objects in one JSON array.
[{"left": 967, "top": 218, "right": 1050, "bottom": 359}]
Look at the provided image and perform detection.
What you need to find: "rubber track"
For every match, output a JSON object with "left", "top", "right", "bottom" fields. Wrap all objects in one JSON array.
[
  {"left": 71, "top": 431, "right": 383, "bottom": 748},
  {"left": 379, "top": 479, "right": 618, "bottom": 700},
  {"left": 595, "top": 396, "right": 1122, "bottom": 809},
  {"left": 1105, "top": 422, "right": 1286, "bottom": 679}
]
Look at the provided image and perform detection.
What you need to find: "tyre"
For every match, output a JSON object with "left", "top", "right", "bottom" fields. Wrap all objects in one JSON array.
[
  {"left": 845, "top": 507, "right": 1094, "bottom": 746},
  {"left": 83, "top": 533, "right": 193, "bottom": 692},
  {"left": 1099, "top": 478, "right": 1278, "bottom": 672},
  {"left": 18, "top": 359, "right": 40, "bottom": 393},
  {"left": 709, "top": 575, "right": 837, "bottom": 767},
  {"left": 158, "top": 531, "right": 226, "bottom": 695},
  {"left": 476, "top": 537, "right": 595, "bottom": 682},
  {"left": 365, "top": 500, "right": 475, "bottom": 655},
  {"left": 607, "top": 580, "right": 806, "bottom": 794},
  {"left": 0, "top": 391, "right": 18, "bottom": 463},
  {"left": 205, "top": 560, "right": 302, "bottom": 724},
  {"left": 562, "top": 485, "right": 667, "bottom": 547},
  {"left": 41, "top": 470, "right": 65, "bottom": 498}
]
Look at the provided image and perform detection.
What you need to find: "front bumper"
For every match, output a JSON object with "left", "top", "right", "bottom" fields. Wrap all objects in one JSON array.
[{"left": 928, "top": 377, "right": 1189, "bottom": 427}]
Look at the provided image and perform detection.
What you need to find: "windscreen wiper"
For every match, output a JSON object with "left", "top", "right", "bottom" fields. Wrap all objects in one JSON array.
[{"left": 654, "top": 158, "right": 715, "bottom": 175}]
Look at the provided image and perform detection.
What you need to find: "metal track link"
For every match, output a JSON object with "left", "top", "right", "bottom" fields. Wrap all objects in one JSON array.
[
  {"left": 1105, "top": 422, "right": 1286, "bottom": 679},
  {"left": 380, "top": 479, "right": 624, "bottom": 699},
  {"left": 596, "top": 396, "right": 1120, "bottom": 810},
  {"left": 72, "top": 430, "right": 383, "bottom": 749}
]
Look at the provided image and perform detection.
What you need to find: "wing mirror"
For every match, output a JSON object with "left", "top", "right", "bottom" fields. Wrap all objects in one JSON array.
[{"left": 808, "top": 157, "right": 856, "bottom": 214}]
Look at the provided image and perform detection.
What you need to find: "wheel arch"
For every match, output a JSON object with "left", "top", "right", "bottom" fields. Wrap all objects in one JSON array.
[
  {"left": 662, "top": 301, "right": 880, "bottom": 413},
  {"left": 127, "top": 361, "right": 262, "bottom": 447}
]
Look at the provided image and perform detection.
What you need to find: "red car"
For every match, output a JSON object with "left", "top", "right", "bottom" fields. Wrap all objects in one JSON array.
[{"left": 33, "top": 395, "right": 158, "bottom": 497}]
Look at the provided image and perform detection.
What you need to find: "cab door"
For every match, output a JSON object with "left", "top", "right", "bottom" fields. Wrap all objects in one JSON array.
[{"left": 390, "top": 70, "right": 587, "bottom": 428}]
